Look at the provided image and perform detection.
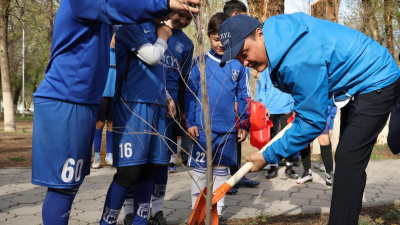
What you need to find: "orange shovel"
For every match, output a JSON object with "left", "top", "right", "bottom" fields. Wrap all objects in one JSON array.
[{"left": 188, "top": 123, "right": 293, "bottom": 225}]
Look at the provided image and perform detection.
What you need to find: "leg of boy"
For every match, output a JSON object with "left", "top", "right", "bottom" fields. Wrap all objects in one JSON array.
[
  {"left": 329, "top": 79, "right": 400, "bottom": 225},
  {"left": 101, "top": 102, "right": 156, "bottom": 225},
  {"left": 32, "top": 101, "right": 96, "bottom": 224}
]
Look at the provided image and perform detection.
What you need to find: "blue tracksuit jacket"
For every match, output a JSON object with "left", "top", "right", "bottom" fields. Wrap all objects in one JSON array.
[
  {"left": 255, "top": 70, "right": 294, "bottom": 114},
  {"left": 185, "top": 50, "right": 251, "bottom": 133},
  {"left": 262, "top": 13, "right": 400, "bottom": 164},
  {"left": 34, "top": 0, "right": 170, "bottom": 107}
]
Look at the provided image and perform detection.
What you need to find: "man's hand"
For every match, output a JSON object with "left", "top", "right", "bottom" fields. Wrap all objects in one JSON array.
[
  {"left": 237, "top": 129, "right": 247, "bottom": 142},
  {"left": 245, "top": 152, "right": 268, "bottom": 172},
  {"left": 166, "top": 99, "right": 176, "bottom": 118},
  {"left": 187, "top": 126, "right": 199, "bottom": 141},
  {"left": 169, "top": 0, "right": 200, "bottom": 13}
]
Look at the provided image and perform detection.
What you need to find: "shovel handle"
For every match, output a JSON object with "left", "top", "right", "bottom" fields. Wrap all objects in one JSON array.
[{"left": 226, "top": 123, "right": 293, "bottom": 187}]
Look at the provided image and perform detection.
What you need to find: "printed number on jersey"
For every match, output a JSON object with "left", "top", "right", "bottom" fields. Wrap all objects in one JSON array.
[{"left": 61, "top": 158, "right": 83, "bottom": 183}]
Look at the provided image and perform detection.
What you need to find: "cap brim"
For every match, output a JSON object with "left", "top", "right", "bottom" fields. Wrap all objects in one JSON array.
[{"left": 219, "top": 38, "right": 245, "bottom": 67}]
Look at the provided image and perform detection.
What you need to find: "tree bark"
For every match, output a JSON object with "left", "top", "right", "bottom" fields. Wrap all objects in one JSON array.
[
  {"left": 47, "top": 0, "right": 54, "bottom": 59},
  {"left": 248, "top": 0, "right": 284, "bottom": 22},
  {"left": 384, "top": 0, "right": 394, "bottom": 57},
  {"left": 0, "top": 0, "right": 15, "bottom": 132}
]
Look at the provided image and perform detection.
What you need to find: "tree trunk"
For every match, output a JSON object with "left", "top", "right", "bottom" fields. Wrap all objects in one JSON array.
[
  {"left": 13, "top": 85, "right": 21, "bottom": 106},
  {"left": 384, "top": 0, "right": 394, "bottom": 57},
  {"left": 311, "top": 0, "right": 341, "bottom": 22},
  {"left": 47, "top": 0, "right": 54, "bottom": 59},
  {"left": 248, "top": 0, "right": 284, "bottom": 22},
  {"left": 0, "top": 0, "right": 15, "bottom": 132}
]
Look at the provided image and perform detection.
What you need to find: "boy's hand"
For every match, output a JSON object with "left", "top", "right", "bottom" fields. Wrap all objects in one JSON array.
[
  {"left": 187, "top": 126, "right": 199, "bottom": 141},
  {"left": 166, "top": 99, "right": 176, "bottom": 118},
  {"left": 157, "top": 24, "right": 172, "bottom": 42},
  {"left": 237, "top": 129, "right": 247, "bottom": 142},
  {"left": 266, "top": 109, "right": 270, "bottom": 117},
  {"left": 245, "top": 152, "right": 267, "bottom": 172},
  {"left": 169, "top": 0, "right": 200, "bottom": 13}
]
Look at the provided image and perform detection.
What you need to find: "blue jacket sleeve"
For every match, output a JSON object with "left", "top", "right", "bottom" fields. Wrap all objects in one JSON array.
[
  {"left": 237, "top": 66, "right": 251, "bottom": 131},
  {"left": 262, "top": 62, "right": 329, "bottom": 163},
  {"left": 69, "top": 0, "right": 169, "bottom": 25},
  {"left": 117, "top": 25, "right": 150, "bottom": 52},
  {"left": 184, "top": 63, "right": 200, "bottom": 129}
]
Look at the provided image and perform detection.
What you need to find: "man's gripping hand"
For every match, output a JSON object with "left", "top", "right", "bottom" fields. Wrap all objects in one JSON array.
[{"left": 245, "top": 152, "right": 267, "bottom": 172}]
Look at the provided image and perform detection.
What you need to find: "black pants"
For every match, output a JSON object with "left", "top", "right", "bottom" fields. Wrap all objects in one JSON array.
[
  {"left": 270, "top": 113, "right": 294, "bottom": 162},
  {"left": 329, "top": 77, "right": 400, "bottom": 225}
]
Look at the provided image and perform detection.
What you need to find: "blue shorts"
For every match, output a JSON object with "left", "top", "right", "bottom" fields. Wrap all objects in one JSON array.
[
  {"left": 112, "top": 102, "right": 168, "bottom": 167},
  {"left": 187, "top": 130, "right": 237, "bottom": 168},
  {"left": 166, "top": 118, "right": 178, "bottom": 156},
  {"left": 32, "top": 101, "right": 96, "bottom": 189}
]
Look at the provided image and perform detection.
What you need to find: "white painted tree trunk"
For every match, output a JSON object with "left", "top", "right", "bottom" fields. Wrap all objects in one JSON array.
[{"left": 0, "top": 2, "right": 16, "bottom": 132}]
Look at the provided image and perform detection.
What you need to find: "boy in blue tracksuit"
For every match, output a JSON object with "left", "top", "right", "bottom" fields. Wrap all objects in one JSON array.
[
  {"left": 121, "top": 11, "right": 194, "bottom": 224},
  {"left": 185, "top": 13, "right": 250, "bottom": 224},
  {"left": 31, "top": 0, "right": 200, "bottom": 224},
  {"left": 219, "top": 14, "right": 400, "bottom": 224},
  {"left": 92, "top": 32, "right": 117, "bottom": 169},
  {"left": 102, "top": 21, "right": 174, "bottom": 225}
]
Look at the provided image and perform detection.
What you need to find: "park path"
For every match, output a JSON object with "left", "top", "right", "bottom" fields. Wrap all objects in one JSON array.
[{"left": 1, "top": 160, "right": 400, "bottom": 224}]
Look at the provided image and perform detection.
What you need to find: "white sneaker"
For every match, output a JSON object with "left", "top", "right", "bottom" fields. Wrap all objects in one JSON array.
[
  {"left": 296, "top": 169, "right": 313, "bottom": 184},
  {"left": 326, "top": 171, "right": 334, "bottom": 186},
  {"left": 91, "top": 158, "right": 101, "bottom": 169},
  {"left": 105, "top": 153, "right": 113, "bottom": 166}
]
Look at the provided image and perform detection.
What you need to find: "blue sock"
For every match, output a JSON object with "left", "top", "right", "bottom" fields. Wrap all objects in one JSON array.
[
  {"left": 101, "top": 182, "right": 130, "bottom": 225},
  {"left": 151, "top": 166, "right": 168, "bottom": 216},
  {"left": 106, "top": 131, "right": 113, "bottom": 154},
  {"left": 133, "top": 180, "right": 153, "bottom": 224},
  {"left": 94, "top": 128, "right": 102, "bottom": 158},
  {"left": 42, "top": 188, "right": 78, "bottom": 225}
]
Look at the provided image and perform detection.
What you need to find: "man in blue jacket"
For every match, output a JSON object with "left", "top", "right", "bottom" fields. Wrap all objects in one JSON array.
[
  {"left": 218, "top": 14, "right": 400, "bottom": 225},
  {"left": 31, "top": 1, "right": 199, "bottom": 224}
]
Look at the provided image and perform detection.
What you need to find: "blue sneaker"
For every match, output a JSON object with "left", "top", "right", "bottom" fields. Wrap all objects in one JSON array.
[
  {"left": 227, "top": 187, "right": 238, "bottom": 195},
  {"left": 235, "top": 177, "right": 260, "bottom": 188}
]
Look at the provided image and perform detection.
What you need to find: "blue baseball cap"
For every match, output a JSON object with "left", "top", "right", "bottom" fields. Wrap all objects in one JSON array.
[{"left": 219, "top": 15, "right": 261, "bottom": 67}]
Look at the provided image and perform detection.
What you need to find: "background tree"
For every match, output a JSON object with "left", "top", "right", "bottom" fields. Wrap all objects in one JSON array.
[{"left": 0, "top": 0, "right": 15, "bottom": 131}]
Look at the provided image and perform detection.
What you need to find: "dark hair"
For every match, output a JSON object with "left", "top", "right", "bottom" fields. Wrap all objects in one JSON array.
[
  {"left": 223, "top": 0, "right": 247, "bottom": 16},
  {"left": 246, "top": 23, "right": 263, "bottom": 40},
  {"left": 207, "top": 12, "right": 230, "bottom": 36}
]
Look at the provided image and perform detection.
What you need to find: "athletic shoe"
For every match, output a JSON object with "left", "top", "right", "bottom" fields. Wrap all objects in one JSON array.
[
  {"left": 325, "top": 171, "right": 334, "bottom": 186},
  {"left": 148, "top": 211, "right": 167, "bottom": 225},
  {"left": 235, "top": 177, "right": 260, "bottom": 188},
  {"left": 218, "top": 215, "right": 227, "bottom": 225},
  {"left": 296, "top": 170, "right": 313, "bottom": 184},
  {"left": 313, "top": 162, "right": 326, "bottom": 172},
  {"left": 284, "top": 166, "right": 299, "bottom": 179},
  {"left": 265, "top": 166, "right": 278, "bottom": 179},
  {"left": 278, "top": 159, "right": 287, "bottom": 167},
  {"left": 91, "top": 158, "right": 101, "bottom": 169},
  {"left": 124, "top": 213, "right": 133, "bottom": 225},
  {"left": 168, "top": 163, "right": 176, "bottom": 173},
  {"left": 227, "top": 187, "right": 238, "bottom": 195},
  {"left": 293, "top": 157, "right": 301, "bottom": 167},
  {"left": 105, "top": 153, "right": 113, "bottom": 166}
]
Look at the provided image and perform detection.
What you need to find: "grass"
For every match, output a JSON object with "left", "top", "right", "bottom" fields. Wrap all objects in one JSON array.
[
  {"left": 370, "top": 152, "right": 383, "bottom": 160},
  {"left": 6, "top": 156, "right": 25, "bottom": 161},
  {"left": 15, "top": 115, "right": 34, "bottom": 121}
]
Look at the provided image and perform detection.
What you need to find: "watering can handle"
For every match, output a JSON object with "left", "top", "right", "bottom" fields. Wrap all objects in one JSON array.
[{"left": 226, "top": 123, "right": 293, "bottom": 187}]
